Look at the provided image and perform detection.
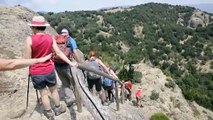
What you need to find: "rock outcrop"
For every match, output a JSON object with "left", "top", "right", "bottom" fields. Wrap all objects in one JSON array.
[{"left": 188, "top": 10, "right": 211, "bottom": 28}]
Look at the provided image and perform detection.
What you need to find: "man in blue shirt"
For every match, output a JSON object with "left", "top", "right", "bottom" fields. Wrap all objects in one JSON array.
[
  {"left": 53, "top": 28, "right": 80, "bottom": 107},
  {"left": 61, "top": 28, "right": 78, "bottom": 53},
  {"left": 61, "top": 28, "right": 84, "bottom": 63}
]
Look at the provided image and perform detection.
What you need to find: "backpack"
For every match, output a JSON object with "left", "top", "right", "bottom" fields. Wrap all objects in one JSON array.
[
  {"left": 52, "top": 35, "right": 71, "bottom": 63},
  {"left": 87, "top": 58, "right": 101, "bottom": 79},
  {"left": 103, "top": 77, "right": 113, "bottom": 87}
]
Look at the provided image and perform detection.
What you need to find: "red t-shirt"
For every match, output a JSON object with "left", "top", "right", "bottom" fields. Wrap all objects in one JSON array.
[
  {"left": 124, "top": 81, "right": 132, "bottom": 90},
  {"left": 29, "top": 34, "right": 54, "bottom": 75},
  {"left": 136, "top": 89, "right": 142, "bottom": 97}
]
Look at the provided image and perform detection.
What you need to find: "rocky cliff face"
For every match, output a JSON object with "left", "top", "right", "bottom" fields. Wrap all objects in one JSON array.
[{"left": 134, "top": 61, "right": 213, "bottom": 120}]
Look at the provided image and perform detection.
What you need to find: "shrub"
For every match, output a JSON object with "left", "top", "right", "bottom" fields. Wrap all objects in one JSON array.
[
  {"left": 150, "top": 90, "right": 159, "bottom": 100},
  {"left": 165, "top": 80, "right": 176, "bottom": 89},
  {"left": 150, "top": 112, "right": 170, "bottom": 120},
  {"left": 210, "top": 61, "right": 213, "bottom": 69},
  {"left": 193, "top": 108, "right": 200, "bottom": 117},
  {"left": 133, "top": 71, "right": 143, "bottom": 83}
]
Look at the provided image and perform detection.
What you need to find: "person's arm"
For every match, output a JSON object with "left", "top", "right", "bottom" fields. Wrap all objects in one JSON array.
[
  {"left": 24, "top": 36, "right": 32, "bottom": 59},
  {"left": 69, "top": 37, "right": 80, "bottom": 61},
  {"left": 109, "top": 69, "right": 119, "bottom": 79},
  {"left": 69, "top": 37, "right": 78, "bottom": 53},
  {"left": 0, "top": 54, "right": 52, "bottom": 71},
  {"left": 96, "top": 58, "right": 110, "bottom": 74},
  {"left": 52, "top": 37, "right": 77, "bottom": 67}
]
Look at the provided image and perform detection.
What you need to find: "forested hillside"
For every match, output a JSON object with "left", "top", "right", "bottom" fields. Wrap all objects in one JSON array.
[{"left": 40, "top": 3, "right": 213, "bottom": 111}]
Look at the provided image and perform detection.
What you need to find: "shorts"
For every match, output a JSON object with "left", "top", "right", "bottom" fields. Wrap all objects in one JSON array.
[
  {"left": 87, "top": 78, "right": 102, "bottom": 92},
  {"left": 103, "top": 85, "right": 113, "bottom": 91},
  {"left": 31, "top": 70, "right": 56, "bottom": 90}
]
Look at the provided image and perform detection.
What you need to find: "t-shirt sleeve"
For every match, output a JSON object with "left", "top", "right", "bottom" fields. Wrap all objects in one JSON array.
[{"left": 69, "top": 37, "right": 78, "bottom": 49}]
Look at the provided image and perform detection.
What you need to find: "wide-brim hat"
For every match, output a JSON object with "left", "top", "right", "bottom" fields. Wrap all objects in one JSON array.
[{"left": 28, "top": 16, "right": 50, "bottom": 27}]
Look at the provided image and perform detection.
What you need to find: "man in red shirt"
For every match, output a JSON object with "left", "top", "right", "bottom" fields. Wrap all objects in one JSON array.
[{"left": 124, "top": 81, "right": 132, "bottom": 100}]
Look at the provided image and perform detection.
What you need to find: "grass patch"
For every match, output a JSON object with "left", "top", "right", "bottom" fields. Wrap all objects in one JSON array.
[{"left": 150, "top": 112, "right": 170, "bottom": 120}]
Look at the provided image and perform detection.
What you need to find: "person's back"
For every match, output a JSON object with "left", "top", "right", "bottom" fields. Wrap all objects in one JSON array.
[
  {"left": 52, "top": 34, "right": 70, "bottom": 65},
  {"left": 30, "top": 34, "right": 54, "bottom": 75},
  {"left": 58, "top": 28, "right": 84, "bottom": 63},
  {"left": 124, "top": 81, "right": 132, "bottom": 91},
  {"left": 136, "top": 89, "right": 142, "bottom": 98},
  {"left": 124, "top": 81, "right": 132, "bottom": 100},
  {"left": 87, "top": 57, "right": 101, "bottom": 80}
]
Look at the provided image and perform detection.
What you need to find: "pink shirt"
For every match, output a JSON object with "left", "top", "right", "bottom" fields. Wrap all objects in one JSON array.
[
  {"left": 136, "top": 89, "right": 142, "bottom": 97},
  {"left": 29, "top": 34, "right": 54, "bottom": 75}
]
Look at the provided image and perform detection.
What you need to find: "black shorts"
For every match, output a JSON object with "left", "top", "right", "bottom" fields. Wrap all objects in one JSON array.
[
  {"left": 31, "top": 70, "right": 56, "bottom": 90},
  {"left": 103, "top": 85, "right": 113, "bottom": 91},
  {"left": 87, "top": 78, "right": 102, "bottom": 92}
]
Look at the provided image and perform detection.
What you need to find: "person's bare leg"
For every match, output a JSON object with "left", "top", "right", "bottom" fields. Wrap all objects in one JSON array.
[
  {"left": 39, "top": 87, "right": 51, "bottom": 110},
  {"left": 49, "top": 86, "right": 60, "bottom": 106},
  {"left": 49, "top": 85, "right": 66, "bottom": 116}
]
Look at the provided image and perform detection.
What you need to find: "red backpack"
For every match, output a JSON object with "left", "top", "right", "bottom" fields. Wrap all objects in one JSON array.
[{"left": 52, "top": 35, "right": 71, "bottom": 63}]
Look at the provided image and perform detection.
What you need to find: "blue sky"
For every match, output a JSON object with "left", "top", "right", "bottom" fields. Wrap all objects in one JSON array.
[{"left": 0, "top": 0, "right": 213, "bottom": 12}]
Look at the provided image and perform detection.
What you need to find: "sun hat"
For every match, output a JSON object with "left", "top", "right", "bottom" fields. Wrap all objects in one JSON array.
[
  {"left": 61, "top": 28, "right": 69, "bottom": 33},
  {"left": 28, "top": 16, "right": 50, "bottom": 27}
]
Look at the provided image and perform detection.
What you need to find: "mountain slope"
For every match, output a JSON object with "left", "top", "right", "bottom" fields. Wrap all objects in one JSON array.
[
  {"left": 42, "top": 3, "right": 213, "bottom": 111},
  {"left": 134, "top": 61, "right": 213, "bottom": 120}
]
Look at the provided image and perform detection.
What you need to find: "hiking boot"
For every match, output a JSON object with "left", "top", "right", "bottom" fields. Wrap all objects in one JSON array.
[
  {"left": 101, "top": 101, "right": 109, "bottom": 106},
  {"left": 54, "top": 104, "right": 66, "bottom": 116},
  {"left": 66, "top": 100, "right": 75, "bottom": 107},
  {"left": 44, "top": 110, "right": 54, "bottom": 120}
]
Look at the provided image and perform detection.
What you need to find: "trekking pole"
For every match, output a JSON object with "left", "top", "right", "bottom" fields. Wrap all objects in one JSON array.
[
  {"left": 35, "top": 89, "right": 40, "bottom": 104},
  {"left": 26, "top": 74, "right": 30, "bottom": 109}
]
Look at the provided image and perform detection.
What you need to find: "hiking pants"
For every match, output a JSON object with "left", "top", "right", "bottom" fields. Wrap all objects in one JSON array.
[{"left": 55, "top": 65, "right": 75, "bottom": 103}]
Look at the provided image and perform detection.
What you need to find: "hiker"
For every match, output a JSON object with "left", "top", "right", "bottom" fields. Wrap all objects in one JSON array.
[
  {"left": 0, "top": 54, "right": 51, "bottom": 71},
  {"left": 24, "top": 15, "right": 77, "bottom": 120},
  {"left": 124, "top": 80, "right": 133, "bottom": 101},
  {"left": 103, "top": 64, "right": 118, "bottom": 104},
  {"left": 56, "top": 27, "right": 84, "bottom": 63},
  {"left": 86, "top": 50, "right": 109, "bottom": 104},
  {"left": 135, "top": 86, "right": 143, "bottom": 107},
  {"left": 53, "top": 27, "right": 79, "bottom": 107}
]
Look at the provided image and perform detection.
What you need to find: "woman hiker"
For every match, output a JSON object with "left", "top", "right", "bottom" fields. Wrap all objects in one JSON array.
[{"left": 24, "top": 15, "right": 77, "bottom": 120}]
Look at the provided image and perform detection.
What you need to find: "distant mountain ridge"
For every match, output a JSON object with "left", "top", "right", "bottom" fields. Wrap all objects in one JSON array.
[
  {"left": 188, "top": 3, "right": 213, "bottom": 13},
  {"left": 97, "top": 3, "right": 213, "bottom": 14}
]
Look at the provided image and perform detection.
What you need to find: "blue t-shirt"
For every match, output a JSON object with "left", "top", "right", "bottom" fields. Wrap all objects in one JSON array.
[{"left": 67, "top": 36, "right": 78, "bottom": 52}]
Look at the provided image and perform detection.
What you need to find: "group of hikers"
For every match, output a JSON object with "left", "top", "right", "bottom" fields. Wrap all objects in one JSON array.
[{"left": 0, "top": 15, "right": 143, "bottom": 120}]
